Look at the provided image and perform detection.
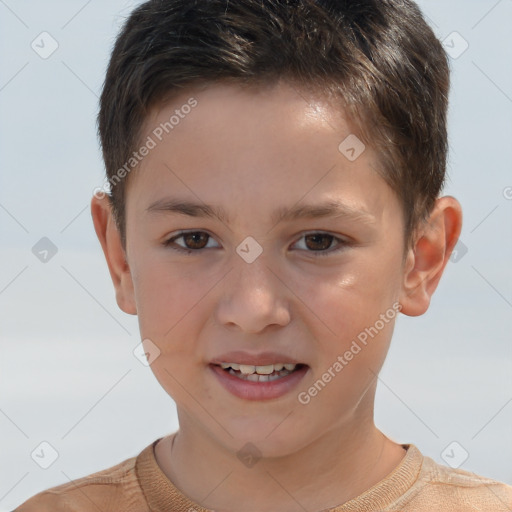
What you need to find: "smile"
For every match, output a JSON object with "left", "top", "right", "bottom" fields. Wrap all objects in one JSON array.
[
  {"left": 219, "top": 362, "right": 303, "bottom": 382},
  {"left": 210, "top": 361, "right": 309, "bottom": 400}
]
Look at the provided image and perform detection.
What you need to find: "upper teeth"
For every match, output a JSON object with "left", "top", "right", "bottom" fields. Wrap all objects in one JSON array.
[{"left": 220, "top": 363, "right": 297, "bottom": 374}]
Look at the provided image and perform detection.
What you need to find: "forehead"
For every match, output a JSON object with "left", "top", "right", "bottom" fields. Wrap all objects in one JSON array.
[
  {"left": 139, "top": 80, "right": 358, "bottom": 163},
  {"left": 124, "top": 81, "right": 399, "bottom": 229}
]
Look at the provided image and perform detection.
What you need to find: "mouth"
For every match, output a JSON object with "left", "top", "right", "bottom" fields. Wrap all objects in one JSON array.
[
  {"left": 208, "top": 357, "right": 309, "bottom": 400},
  {"left": 215, "top": 362, "right": 307, "bottom": 382}
]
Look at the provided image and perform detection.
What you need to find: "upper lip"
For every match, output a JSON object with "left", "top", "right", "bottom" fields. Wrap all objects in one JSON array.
[{"left": 210, "top": 351, "right": 305, "bottom": 366}]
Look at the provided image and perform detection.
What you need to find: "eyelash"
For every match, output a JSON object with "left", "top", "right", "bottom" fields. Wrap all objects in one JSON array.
[{"left": 163, "top": 231, "right": 350, "bottom": 257}]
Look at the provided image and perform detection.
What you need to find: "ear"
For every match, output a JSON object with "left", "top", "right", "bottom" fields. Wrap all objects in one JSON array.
[
  {"left": 399, "top": 196, "right": 463, "bottom": 317},
  {"left": 90, "top": 194, "right": 137, "bottom": 315}
]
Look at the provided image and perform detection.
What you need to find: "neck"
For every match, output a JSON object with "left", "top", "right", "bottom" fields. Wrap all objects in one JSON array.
[{"left": 155, "top": 416, "right": 406, "bottom": 512}]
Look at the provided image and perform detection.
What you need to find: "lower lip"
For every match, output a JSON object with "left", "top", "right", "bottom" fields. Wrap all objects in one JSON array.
[{"left": 209, "top": 364, "right": 309, "bottom": 401}]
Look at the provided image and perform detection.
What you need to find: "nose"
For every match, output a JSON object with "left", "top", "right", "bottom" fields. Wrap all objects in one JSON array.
[{"left": 215, "top": 254, "right": 291, "bottom": 334}]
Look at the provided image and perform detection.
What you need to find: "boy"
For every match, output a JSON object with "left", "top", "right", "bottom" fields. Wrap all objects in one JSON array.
[{"left": 15, "top": 0, "right": 512, "bottom": 510}]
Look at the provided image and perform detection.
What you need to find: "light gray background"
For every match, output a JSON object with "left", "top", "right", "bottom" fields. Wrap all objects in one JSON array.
[{"left": 1, "top": 0, "right": 511, "bottom": 509}]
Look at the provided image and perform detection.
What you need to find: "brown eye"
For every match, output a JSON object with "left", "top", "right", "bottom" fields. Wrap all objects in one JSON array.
[
  {"left": 293, "top": 232, "right": 348, "bottom": 257},
  {"left": 304, "top": 234, "right": 335, "bottom": 251},
  {"left": 164, "top": 231, "right": 219, "bottom": 252},
  {"left": 181, "top": 232, "right": 210, "bottom": 249}
]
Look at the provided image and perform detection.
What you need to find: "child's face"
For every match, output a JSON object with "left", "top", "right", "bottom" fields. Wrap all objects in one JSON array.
[{"left": 122, "top": 81, "right": 409, "bottom": 454}]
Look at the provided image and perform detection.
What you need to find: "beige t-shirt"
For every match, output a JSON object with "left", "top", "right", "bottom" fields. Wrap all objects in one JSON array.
[{"left": 15, "top": 434, "right": 512, "bottom": 511}]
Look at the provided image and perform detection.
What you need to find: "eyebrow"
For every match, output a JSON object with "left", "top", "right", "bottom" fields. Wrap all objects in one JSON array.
[{"left": 145, "top": 198, "right": 375, "bottom": 226}]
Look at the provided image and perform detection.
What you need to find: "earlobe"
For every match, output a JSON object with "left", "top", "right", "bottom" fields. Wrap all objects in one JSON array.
[
  {"left": 90, "top": 195, "right": 137, "bottom": 315},
  {"left": 399, "top": 196, "right": 463, "bottom": 317}
]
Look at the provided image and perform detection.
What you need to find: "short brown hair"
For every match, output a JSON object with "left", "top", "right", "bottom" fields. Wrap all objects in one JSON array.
[{"left": 98, "top": 0, "right": 450, "bottom": 252}]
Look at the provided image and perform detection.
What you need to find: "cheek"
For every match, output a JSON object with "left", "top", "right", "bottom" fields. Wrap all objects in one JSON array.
[
  {"left": 131, "top": 253, "right": 209, "bottom": 338},
  {"left": 133, "top": 259, "right": 208, "bottom": 400},
  {"left": 300, "top": 258, "right": 401, "bottom": 339}
]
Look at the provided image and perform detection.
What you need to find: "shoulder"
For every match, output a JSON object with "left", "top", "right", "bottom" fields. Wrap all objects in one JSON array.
[
  {"left": 14, "top": 448, "right": 148, "bottom": 512},
  {"left": 404, "top": 451, "right": 512, "bottom": 510}
]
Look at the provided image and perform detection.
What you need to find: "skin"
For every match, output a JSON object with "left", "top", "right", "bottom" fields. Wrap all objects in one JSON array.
[{"left": 91, "top": 80, "right": 462, "bottom": 512}]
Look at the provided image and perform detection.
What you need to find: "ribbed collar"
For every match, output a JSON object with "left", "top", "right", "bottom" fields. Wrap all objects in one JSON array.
[{"left": 136, "top": 434, "right": 424, "bottom": 512}]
